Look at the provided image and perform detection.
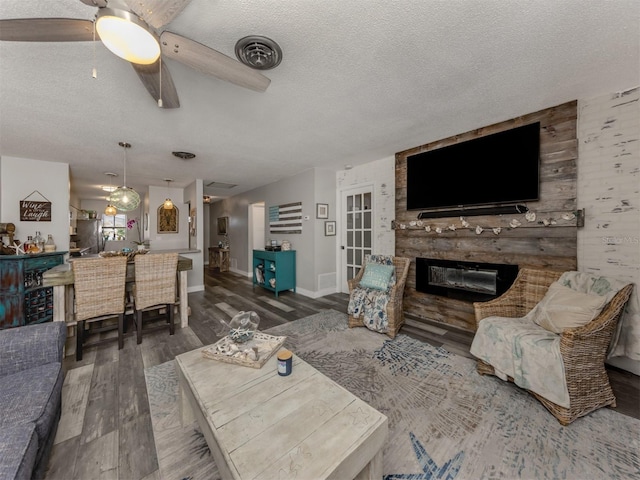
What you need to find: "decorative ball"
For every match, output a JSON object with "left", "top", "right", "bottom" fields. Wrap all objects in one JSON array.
[{"left": 228, "top": 311, "right": 260, "bottom": 343}]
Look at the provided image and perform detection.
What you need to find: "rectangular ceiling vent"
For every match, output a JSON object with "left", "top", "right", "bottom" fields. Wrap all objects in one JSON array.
[{"left": 206, "top": 181, "right": 237, "bottom": 189}]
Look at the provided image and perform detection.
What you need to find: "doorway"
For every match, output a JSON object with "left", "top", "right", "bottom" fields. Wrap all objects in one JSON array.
[
  {"left": 339, "top": 185, "right": 373, "bottom": 293},
  {"left": 248, "top": 202, "right": 265, "bottom": 272}
]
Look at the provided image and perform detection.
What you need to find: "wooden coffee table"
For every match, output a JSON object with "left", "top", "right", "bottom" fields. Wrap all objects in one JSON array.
[{"left": 175, "top": 345, "right": 388, "bottom": 479}]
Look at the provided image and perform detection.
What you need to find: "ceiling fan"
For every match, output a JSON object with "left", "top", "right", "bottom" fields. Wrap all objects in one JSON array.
[{"left": 0, "top": 0, "right": 277, "bottom": 108}]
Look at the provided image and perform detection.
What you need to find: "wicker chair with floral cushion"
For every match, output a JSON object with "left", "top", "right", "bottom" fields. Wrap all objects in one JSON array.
[
  {"left": 347, "top": 255, "right": 410, "bottom": 338},
  {"left": 470, "top": 267, "right": 633, "bottom": 425},
  {"left": 132, "top": 252, "right": 179, "bottom": 344},
  {"left": 72, "top": 256, "right": 128, "bottom": 361}
]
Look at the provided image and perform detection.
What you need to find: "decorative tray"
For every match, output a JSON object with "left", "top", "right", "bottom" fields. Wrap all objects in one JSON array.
[
  {"left": 202, "top": 331, "right": 286, "bottom": 369},
  {"left": 99, "top": 250, "right": 148, "bottom": 261}
]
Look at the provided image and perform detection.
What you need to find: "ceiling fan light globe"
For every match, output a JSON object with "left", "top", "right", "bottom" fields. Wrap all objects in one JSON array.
[
  {"left": 96, "top": 9, "right": 160, "bottom": 65},
  {"left": 111, "top": 186, "right": 140, "bottom": 212}
]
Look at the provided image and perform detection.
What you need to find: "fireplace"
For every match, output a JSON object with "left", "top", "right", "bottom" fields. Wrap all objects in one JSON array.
[{"left": 416, "top": 258, "right": 519, "bottom": 302}]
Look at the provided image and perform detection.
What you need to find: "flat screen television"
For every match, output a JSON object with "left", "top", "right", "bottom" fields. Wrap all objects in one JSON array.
[{"left": 406, "top": 122, "right": 540, "bottom": 211}]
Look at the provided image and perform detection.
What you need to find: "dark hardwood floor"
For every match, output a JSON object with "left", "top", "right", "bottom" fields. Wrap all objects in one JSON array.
[{"left": 44, "top": 267, "right": 640, "bottom": 479}]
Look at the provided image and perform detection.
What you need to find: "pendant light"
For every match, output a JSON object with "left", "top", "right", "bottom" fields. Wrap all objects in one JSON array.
[
  {"left": 104, "top": 172, "right": 118, "bottom": 216},
  {"left": 111, "top": 142, "right": 141, "bottom": 212},
  {"left": 163, "top": 179, "right": 174, "bottom": 210}
]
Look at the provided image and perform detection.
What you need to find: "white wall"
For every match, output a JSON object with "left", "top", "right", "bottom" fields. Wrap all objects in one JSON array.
[
  {"left": 183, "top": 179, "right": 205, "bottom": 293},
  {"left": 336, "top": 156, "right": 396, "bottom": 255},
  {"left": 209, "top": 168, "right": 336, "bottom": 296},
  {"left": 0, "top": 156, "right": 70, "bottom": 252},
  {"left": 147, "top": 184, "right": 189, "bottom": 250},
  {"left": 313, "top": 168, "right": 339, "bottom": 294},
  {"left": 577, "top": 86, "right": 640, "bottom": 374},
  {"left": 203, "top": 202, "right": 210, "bottom": 264}
]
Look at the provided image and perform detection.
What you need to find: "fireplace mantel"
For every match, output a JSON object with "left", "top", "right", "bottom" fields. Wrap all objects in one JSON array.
[{"left": 394, "top": 101, "right": 578, "bottom": 331}]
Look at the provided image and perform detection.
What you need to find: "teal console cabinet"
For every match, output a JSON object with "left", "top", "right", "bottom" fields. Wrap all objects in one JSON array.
[
  {"left": 252, "top": 250, "right": 296, "bottom": 297},
  {"left": 0, "top": 251, "right": 66, "bottom": 329}
]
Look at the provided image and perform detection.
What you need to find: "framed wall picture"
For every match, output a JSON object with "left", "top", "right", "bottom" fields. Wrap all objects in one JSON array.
[
  {"left": 325, "top": 221, "right": 336, "bottom": 236},
  {"left": 217, "top": 216, "right": 228, "bottom": 235},
  {"left": 157, "top": 205, "right": 179, "bottom": 233},
  {"left": 316, "top": 203, "right": 328, "bottom": 219}
]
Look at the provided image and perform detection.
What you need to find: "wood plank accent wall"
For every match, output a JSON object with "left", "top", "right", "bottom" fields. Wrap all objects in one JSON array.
[{"left": 395, "top": 101, "right": 578, "bottom": 331}]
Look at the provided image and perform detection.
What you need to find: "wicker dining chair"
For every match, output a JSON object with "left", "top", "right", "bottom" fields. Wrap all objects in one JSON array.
[
  {"left": 473, "top": 267, "right": 634, "bottom": 425},
  {"left": 72, "top": 256, "right": 128, "bottom": 361},
  {"left": 132, "top": 253, "right": 179, "bottom": 344},
  {"left": 347, "top": 256, "right": 411, "bottom": 338}
]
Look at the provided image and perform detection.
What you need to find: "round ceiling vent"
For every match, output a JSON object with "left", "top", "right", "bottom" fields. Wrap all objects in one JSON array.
[
  {"left": 235, "top": 35, "right": 282, "bottom": 70},
  {"left": 172, "top": 151, "right": 196, "bottom": 160}
]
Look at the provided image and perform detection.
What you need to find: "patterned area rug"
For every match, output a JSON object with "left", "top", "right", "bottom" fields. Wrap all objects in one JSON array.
[{"left": 145, "top": 309, "right": 640, "bottom": 479}]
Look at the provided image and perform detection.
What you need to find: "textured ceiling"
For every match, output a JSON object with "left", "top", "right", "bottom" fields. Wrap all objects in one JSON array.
[{"left": 1, "top": 0, "right": 638, "bottom": 202}]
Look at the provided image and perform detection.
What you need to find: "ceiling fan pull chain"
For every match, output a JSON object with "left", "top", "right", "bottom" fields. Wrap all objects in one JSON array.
[
  {"left": 158, "top": 55, "right": 163, "bottom": 108},
  {"left": 92, "top": 20, "right": 97, "bottom": 79}
]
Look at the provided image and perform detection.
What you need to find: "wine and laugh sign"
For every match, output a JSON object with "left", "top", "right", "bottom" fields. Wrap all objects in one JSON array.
[{"left": 20, "top": 191, "right": 52, "bottom": 222}]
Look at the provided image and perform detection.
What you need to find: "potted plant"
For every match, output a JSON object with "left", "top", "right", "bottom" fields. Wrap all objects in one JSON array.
[{"left": 127, "top": 218, "right": 148, "bottom": 250}]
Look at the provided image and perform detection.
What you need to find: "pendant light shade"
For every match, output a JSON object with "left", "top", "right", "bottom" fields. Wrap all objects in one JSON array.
[
  {"left": 104, "top": 172, "right": 118, "bottom": 215},
  {"left": 111, "top": 142, "right": 141, "bottom": 212},
  {"left": 163, "top": 179, "right": 174, "bottom": 210},
  {"left": 111, "top": 186, "right": 141, "bottom": 211}
]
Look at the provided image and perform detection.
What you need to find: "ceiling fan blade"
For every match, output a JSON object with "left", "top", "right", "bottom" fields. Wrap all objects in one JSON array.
[
  {"left": 78, "top": 0, "right": 107, "bottom": 6},
  {"left": 131, "top": 60, "right": 180, "bottom": 109},
  {"left": 124, "top": 0, "right": 192, "bottom": 29},
  {"left": 0, "top": 19, "right": 96, "bottom": 42},
  {"left": 160, "top": 31, "right": 271, "bottom": 92}
]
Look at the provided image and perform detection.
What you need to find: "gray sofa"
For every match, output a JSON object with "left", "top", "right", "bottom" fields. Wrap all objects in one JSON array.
[{"left": 0, "top": 322, "right": 66, "bottom": 480}]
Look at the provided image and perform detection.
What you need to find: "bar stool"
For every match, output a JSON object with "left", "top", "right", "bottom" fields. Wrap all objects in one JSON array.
[
  {"left": 72, "top": 256, "right": 128, "bottom": 361},
  {"left": 132, "top": 253, "right": 179, "bottom": 344}
]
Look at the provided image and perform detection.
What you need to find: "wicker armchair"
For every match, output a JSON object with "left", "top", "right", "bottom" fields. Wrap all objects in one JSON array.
[
  {"left": 473, "top": 267, "right": 634, "bottom": 425},
  {"left": 132, "top": 253, "right": 179, "bottom": 344},
  {"left": 347, "top": 256, "right": 410, "bottom": 338},
  {"left": 72, "top": 256, "right": 128, "bottom": 361}
]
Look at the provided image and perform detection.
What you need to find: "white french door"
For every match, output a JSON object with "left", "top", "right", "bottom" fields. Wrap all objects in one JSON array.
[{"left": 339, "top": 185, "right": 373, "bottom": 293}]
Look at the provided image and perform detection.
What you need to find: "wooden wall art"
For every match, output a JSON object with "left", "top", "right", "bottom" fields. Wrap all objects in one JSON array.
[
  {"left": 20, "top": 191, "right": 52, "bottom": 222},
  {"left": 158, "top": 205, "right": 178, "bottom": 233},
  {"left": 269, "top": 202, "right": 302, "bottom": 234}
]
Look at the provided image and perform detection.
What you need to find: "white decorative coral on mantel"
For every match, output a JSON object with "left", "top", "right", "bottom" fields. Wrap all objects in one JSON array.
[{"left": 396, "top": 209, "right": 581, "bottom": 235}]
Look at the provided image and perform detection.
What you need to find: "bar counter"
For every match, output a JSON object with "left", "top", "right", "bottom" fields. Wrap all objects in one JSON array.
[{"left": 43, "top": 253, "right": 193, "bottom": 335}]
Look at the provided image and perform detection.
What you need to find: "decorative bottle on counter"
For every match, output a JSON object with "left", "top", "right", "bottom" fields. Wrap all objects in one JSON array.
[
  {"left": 44, "top": 234, "right": 56, "bottom": 252},
  {"left": 24, "top": 235, "right": 34, "bottom": 253},
  {"left": 34, "top": 231, "right": 44, "bottom": 252}
]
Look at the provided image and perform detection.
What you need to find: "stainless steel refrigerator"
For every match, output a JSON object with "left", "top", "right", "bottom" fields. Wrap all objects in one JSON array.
[{"left": 73, "top": 219, "right": 103, "bottom": 254}]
